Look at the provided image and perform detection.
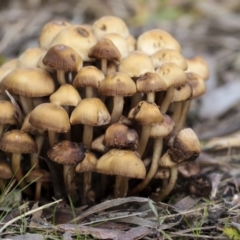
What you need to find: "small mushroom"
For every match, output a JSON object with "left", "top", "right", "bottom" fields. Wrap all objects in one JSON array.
[{"left": 0, "top": 159, "right": 13, "bottom": 192}]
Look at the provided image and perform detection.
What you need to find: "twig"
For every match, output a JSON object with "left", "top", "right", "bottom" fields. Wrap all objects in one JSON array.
[{"left": 0, "top": 199, "right": 62, "bottom": 233}]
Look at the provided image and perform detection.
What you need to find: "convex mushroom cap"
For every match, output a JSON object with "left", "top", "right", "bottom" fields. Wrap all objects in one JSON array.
[
  {"left": 0, "top": 100, "right": 18, "bottom": 125},
  {"left": 75, "top": 152, "right": 97, "bottom": 172},
  {"left": 137, "top": 29, "right": 181, "bottom": 55},
  {"left": 96, "top": 149, "right": 146, "bottom": 179},
  {"left": 92, "top": 16, "right": 129, "bottom": 40}
]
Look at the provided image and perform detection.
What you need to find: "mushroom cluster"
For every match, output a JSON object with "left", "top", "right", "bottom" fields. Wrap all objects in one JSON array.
[{"left": 0, "top": 16, "right": 209, "bottom": 203}]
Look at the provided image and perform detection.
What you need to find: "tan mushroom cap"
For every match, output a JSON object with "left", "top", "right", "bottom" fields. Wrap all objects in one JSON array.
[
  {"left": 119, "top": 51, "right": 155, "bottom": 78},
  {"left": 150, "top": 114, "right": 174, "bottom": 138},
  {"left": 50, "top": 84, "right": 81, "bottom": 106},
  {"left": 50, "top": 25, "right": 97, "bottom": 61},
  {"left": 172, "top": 83, "right": 192, "bottom": 102},
  {"left": 102, "top": 33, "right": 129, "bottom": 59},
  {"left": 99, "top": 72, "right": 136, "bottom": 96},
  {"left": 91, "top": 134, "right": 107, "bottom": 153},
  {"left": 92, "top": 16, "right": 129, "bottom": 40},
  {"left": 73, "top": 66, "right": 104, "bottom": 88},
  {"left": 21, "top": 112, "right": 44, "bottom": 135},
  {"left": 39, "top": 20, "right": 71, "bottom": 50},
  {"left": 1, "top": 58, "right": 18, "bottom": 69},
  {"left": 48, "top": 140, "right": 86, "bottom": 165},
  {"left": 29, "top": 103, "right": 70, "bottom": 133},
  {"left": 37, "top": 50, "right": 54, "bottom": 72},
  {"left": 137, "top": 29, "right": 181, "bottom": 55},
  {"left": 43, "top": 44, "right": 83, "bottom": 72},
  {"left": 158, "top": 150, "right": 177, "bottom": 167},
  {"left": 0, "top": 68, "right": 55, "bottom": 97},
  {"left": 126, "top": 35, "right": 136, "bottom": 52},
  {"left": 187, "top": 72, "right": 206, "bottom": 99},
  {"left": 17, "top": 48, "right": 46, "bottom": 69},
  {"left": 0, "top": 68, "right": 14, "bottom": 94},
  {"left": 75, "top": 152, "right": 97, "bottom": 172},
  {"left": 186, "top": 56, "right": 209, "bottom": 80},
  {"left": 0, "top": 100, "right": 18, "bottom": 125},
  {"left": 0, "top": 129, "right": 37, "bottom": 154},
  {"left": 136, "top": 72, "right": 167, "bottom": 93},
  {"left": 104, "top": 123, "right": 139, "bottom": 150},
  {"left": 88, "top": 38, "right": 121, "bottom": 62},
  {"left": 96, "top": 149, "right": 146, "bottom": 179},
  {"left": 156, "top": 63, "right": 187, "bottom": 88},
  {"left": 151, "top": 49, "right": 187, "bottom": 70},
  {"left": 178, "top": 162, "right": 200, "bottom": 178},
  {"left": 70, "top": 98, "right": 111, "bottom": 126},
  {"left": 128, "top": 101, "right": 164, "bottom": 125},
  {"left": 169, "top": 128, "right": 201, "bottom": 163},
  {"left": 26, "top": 169, "right": 52, "bottom": 183},
  {"left": 0, "top": 159, "right": 13, "bottom": 179},
  {"left": 154, "top": 167, "right": 170, "bottom": 179}
]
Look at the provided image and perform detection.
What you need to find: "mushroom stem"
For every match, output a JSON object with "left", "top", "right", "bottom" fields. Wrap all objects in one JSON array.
[
  {"left": 160, "top": 87, "right": 174, "bottom": 114},
  {"left": 147, "top": 92, "right": 155, "bottom": 103},
  {"left": 131, "top": 138, "right": 163, "bottom": 194},
  {"left": 57, "top": 70, "right": 66, "bottom": 85},
  {"left": 19, "top": 95, "right": 34, "bottom": 115},
  {"left": 0, "top": 125, "right": 4, "bottom": 138},
  {"left": 83, "top": 125, "right": 93, "bottom": 149},
  {"left": 131, "top": 93, "right": 142, "bottom": 109},
  {"left": 101, "top": 59, "right": 107, "bottom": 76},
  {"left": 175, "top": 100, "right": 191, "bottom": 133},
  {"left": 137, "top": 125, "right": 151, "bottom": 157},
  {"left": 64, "top": 165, "right": 78, "bottom": 202},
  {"left": 48, "top": 131, "right": 58, "bottom": 148},
  {"left": 151, "top": 166, "right": 178, "bottom": 201},
  {"left": 86, "top": 86, "right": 94, "bottom": 98},
  {"left": 172, "top": 102, "right": 183, "bottom": 129},
  {"left": 35, "top": 182, "right": 42, "bottom": 201},
  {"left": 30, "top": 135, "right": 44, "bottom": 169},
  {"left": 82, "top": 171, "right": 92, "bottom": 204},
  {"left": 111, "top": 96, "right": 124, "bottom": 123},
  {"left": 12, "top": 153, "right": 31, "bottom": 195},
  {"left": 114, "top": 176, "right": 128, "bottom": 198}
]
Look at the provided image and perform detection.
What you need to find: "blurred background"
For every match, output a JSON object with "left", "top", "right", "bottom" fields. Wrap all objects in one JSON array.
[{"left": 1, "top": 0, "right": 240, "bottom": 140}]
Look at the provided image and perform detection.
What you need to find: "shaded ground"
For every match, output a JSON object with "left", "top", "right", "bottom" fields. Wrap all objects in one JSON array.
[{"left": 1, "top": 0, "right": 240, "bottom": 239}]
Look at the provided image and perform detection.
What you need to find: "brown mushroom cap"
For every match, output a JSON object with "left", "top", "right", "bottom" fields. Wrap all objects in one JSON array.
[
  {"left": 137, "top": 29, "right": 181, "bottom": 55},
  {"left": 73, "top": 66, "right": 104, "bottom": 89},
  {"left": 39, "top": 20, "right": 71, "bottom": 50},
  {"left": 75, "top": 152, "right": 97, "bottom": 172},
  {"left": 187, "top": 72, "right": 206, "bottom": 99},
  {"left": 169, "top": 128, "right": 201, "bottom": 163},
  {"left": 128, "top": 101, "right": 164, "bottom": 125},
  {"left": 92, "top": 16, "right": 129, "bottom": 40},
  {"left": 88, "top": 38, "right": 121, "bottom": 62},
  {"left": 0, "top": 68, "right": 55, "bottom": 97},
  {"left": 172, "top": 83, "right": 192, "bottom": 102},
  {"left": 0, "top": 100, "right": 18, "bottom": 125},
  {"left": 96, "top": 149, "right": 146, "bottom": 179},
  {"left": 48, "top": 140, "right": 86, "bottom": 165},
  {"left": 50, "top": 84, "right": 81, "bottom": 107},
  {"left": 0, "top": 159, "right": 13, "bottom": 180},
  {"left": 70, "top": 98, "right": 111, "bottom": 126},
  {"left": 26, "top": 169, "right": 52, "bottom": 183},
  {"left": 17, "top": 48, "right": 46, "bottom": 69},
  {"left": 0, "top": 129, "right": 37, "bottom": 154},
  {"left": 156, "top": 63, "right": 187, "bottom": 88},
  {"left": 104, "top": 123, "right": 139, "bottom": 150},
  {"left": 151, "top": 49, "right": 187, "bottom": 70},
  {"left": 43, "top": 44, "right": 83, "bottom": 72},
  {"left": 50, "top": 25, "right": 97, "bottom": 61},
  {"left": 136, "top": 72, "right": 167, "bottom": 93},
  {"left": 29, "top": 103, "right": 70, "bottom": 133},
  {"left": 154, "top": 167, "right": 170, "bottom": 179},
  {"left": 178, "top": 162, "right": 201, "bottom": 178},
  {"left": 98, "top": 72, "right": 136, "bottom": 96},
  {"left": 119, "top": 51, "right": 154, "bottom": 78}
]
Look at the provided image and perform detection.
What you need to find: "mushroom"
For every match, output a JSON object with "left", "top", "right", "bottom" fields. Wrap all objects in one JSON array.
[
  {"left": 126, "top": 35, "right": 136, "bottom": 52},
  {"left": 0, "top": 130, "right": 37, "bottom": 195},
  {"left": 73, "top": 66, "right": 104, "bottom": 98},
  {"left": 1, "top": 58, "right": 18, "bottom": 69},
  {"left": 0, "top": 159, "right": 13, "bottom": 192},
  {"left": 0, "top": 68, "right": 55, "bottom": 115},
  {"left": 43, "top": 44, "right": 83, "bottom": 85},
  {"left": 96, "top": 149, "right": 146, "bottom": 198},
  {"left": 0, "top": 100, "right": 18, "bottom": 137},
  {"left": 29, "top": 103, "right": 70, "bottom": 147},
  {"left": 48, "top": 140, "right": 86, "bottom": 201},
  {"left": 98, "top": 72, "right": 136, "bottom": 123},
  {"left": 26, "top": 169, "right": 52, "bottom": 200},
  {"left": 88, "top": 38, "right": 121, "bottom": 76},
  {"left": 128, "top": 101, "right": 164, "bottom": 157},
  {"left": 92, "top": 16, "right": 129, "bottom": 40}
]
